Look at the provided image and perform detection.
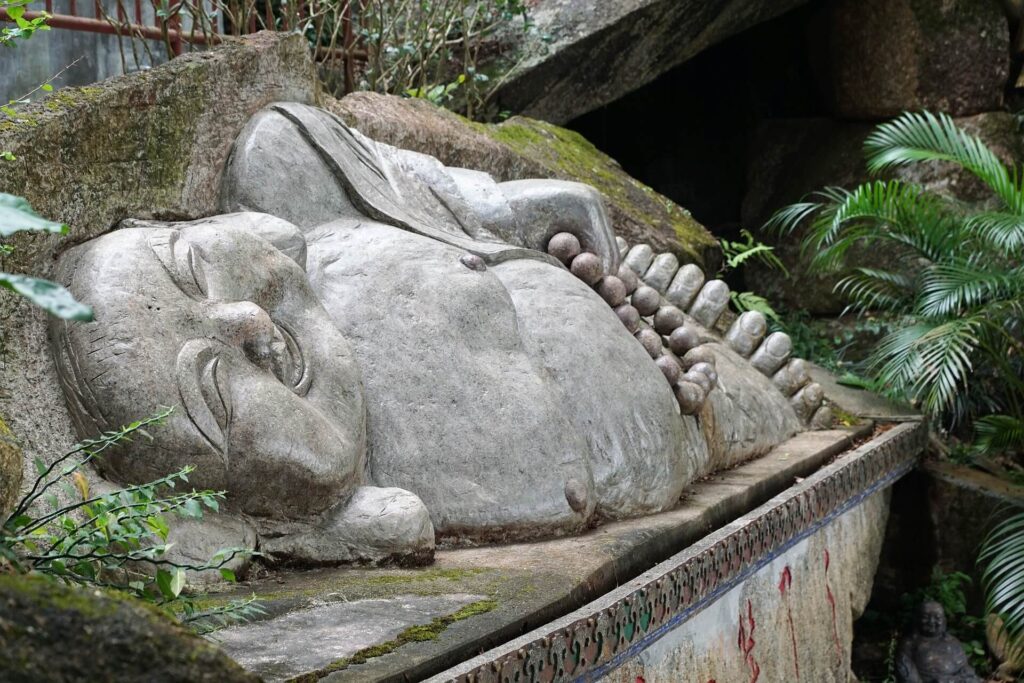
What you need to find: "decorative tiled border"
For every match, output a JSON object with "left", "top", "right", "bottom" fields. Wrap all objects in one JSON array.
[{"left": 437, "top": 421, "right": 927, "bottom": 683}]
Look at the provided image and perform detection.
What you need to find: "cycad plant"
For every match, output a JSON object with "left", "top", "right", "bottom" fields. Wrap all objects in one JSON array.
[
  {"left": 769, "top": 110, "right": 1024, "bottom": 666},
  {"left": 767, "top": 111, "right": 1024, "bottom": 432}
]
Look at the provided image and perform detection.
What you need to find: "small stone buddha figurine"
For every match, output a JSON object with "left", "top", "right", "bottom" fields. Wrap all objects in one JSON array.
[{"left": 896, "top": 601, "right": 982, "bottom": 683}]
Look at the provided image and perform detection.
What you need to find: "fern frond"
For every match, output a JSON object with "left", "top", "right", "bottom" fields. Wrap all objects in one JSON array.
[{"left": 864, "top": 111, "right": 1022, "bottom": 211}]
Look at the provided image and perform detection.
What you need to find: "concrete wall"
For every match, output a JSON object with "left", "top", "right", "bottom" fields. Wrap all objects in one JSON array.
[
  {"left": 0, "top": 0, "right": 220, "bottom": 101},
  {"left": 608, "top": 489, "right": 889, "bottom": 682}
]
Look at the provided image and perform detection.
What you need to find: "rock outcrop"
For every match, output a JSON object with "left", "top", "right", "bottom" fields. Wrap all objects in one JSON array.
[
  {"left": 812, "top": 0, "right": 1009, "bottom": 119},
  {"left": 327, "top": 92, "right": 720, "bottom": 271},
  {"left": 485, "top": 0, "right": 813, "bottom": 123},
  {"left": 0, "top": 574, "right": 258, "bottom": 683}
]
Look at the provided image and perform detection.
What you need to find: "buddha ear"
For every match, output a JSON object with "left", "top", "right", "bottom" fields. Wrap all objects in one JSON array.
[{"left": 223, "top": 212, "right": 308, "bottom": 271}]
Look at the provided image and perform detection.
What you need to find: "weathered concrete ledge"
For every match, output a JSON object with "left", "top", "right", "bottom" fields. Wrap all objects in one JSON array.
[
  {"left": 430, "top": 420, "right": 926, "bottom": 682},
  {"left": 208, "top": 423, "right": 887, "bottom": 681}
]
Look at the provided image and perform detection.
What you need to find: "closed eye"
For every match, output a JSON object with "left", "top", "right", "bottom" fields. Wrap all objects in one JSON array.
[
  {"left": 275, "top": 319, "right": 311, "bottom": 396},
  {"left": 149, "top": 230, "right": 207, "bottom": 299}
]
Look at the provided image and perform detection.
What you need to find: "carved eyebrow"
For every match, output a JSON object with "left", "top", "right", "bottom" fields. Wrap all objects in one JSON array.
[{"left": 148, "top": 230, "right": 207, "bottom": 299}]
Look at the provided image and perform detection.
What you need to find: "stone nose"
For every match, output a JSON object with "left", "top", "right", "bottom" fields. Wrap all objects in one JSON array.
[{"left": 207, "top": 301, "right": 277, "bottom": 354}]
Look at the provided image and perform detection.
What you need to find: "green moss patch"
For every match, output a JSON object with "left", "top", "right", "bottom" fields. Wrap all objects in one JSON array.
[{"left": 287, "top": 599, "right": 498, "bottom": 681}]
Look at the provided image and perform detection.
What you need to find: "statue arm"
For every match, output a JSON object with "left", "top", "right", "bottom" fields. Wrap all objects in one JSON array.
[
  {"left": 894, "top": 642, "right": 923, "bottom": 683},
  {"left": 445, "top": 168, "right": 620, "bottom": 273},
  {"left": 498, "top": 179, "right": 619, "bottom": 272}
]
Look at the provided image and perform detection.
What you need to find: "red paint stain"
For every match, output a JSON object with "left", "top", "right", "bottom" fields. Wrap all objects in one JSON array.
[
  {"left": 778, "top": 565, "right": 793, "bottom": 595},
  {"left": 635, "top": 677, "right": 645, "bottom": 683},
  {"left": 779, "top": 566, "right": 800, "bottom": 680},
  {"left": 737, "top": 600, "right": 760, "bottom": 683},
  {"left": 824, "top": 549, "right": 842, "bottom": 657}
]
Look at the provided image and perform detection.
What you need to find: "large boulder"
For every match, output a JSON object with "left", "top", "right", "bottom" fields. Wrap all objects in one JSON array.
[
  {"left": 0, "top": 574, "right": 257, "bottom": 682},
  {"left": 742, "top": 112, "right": 1024, "bottom": 314},
  {"left": 485, "top": 0, "right": 812, "bottom": 123},
  {"left": 327, "top": 92, "right": 720, "bottom": 271},
  {"left": 812, "top": 0, "right": 1009, "bottom": 119}
]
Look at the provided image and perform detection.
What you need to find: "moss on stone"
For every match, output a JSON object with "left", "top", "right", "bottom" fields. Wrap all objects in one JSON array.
[
  {"left": 482, "top": 116, "right": 717, "bottom": 266},
  {"left": 360, "top": 566, "right": 486, "bottom": 586},
  {"left": 0, "top": 414, "right": 22, "bottom": 516},
  {"left": 287, "top": 598, "right": 499, "bottom": 681},
  {"left": 0, "top": 573, "right": 258, "bottom": 681}
]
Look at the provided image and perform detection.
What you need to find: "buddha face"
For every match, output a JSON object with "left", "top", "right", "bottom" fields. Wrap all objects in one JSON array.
[
  {"left": 51, "top": 215, "right": 365, "bottom": 520},
  {"left": 919, "top": 601, "right": 947, "bottom": 637}
]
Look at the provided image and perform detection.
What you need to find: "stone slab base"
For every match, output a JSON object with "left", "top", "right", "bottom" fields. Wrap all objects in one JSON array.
[{"left": 203, "top": 423, "right": 902, "bottom": 681}]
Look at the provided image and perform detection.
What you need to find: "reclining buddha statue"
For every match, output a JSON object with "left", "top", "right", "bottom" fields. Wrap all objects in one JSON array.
[{"left": 48, "top": 103, "right": 826, "bottom": 565}]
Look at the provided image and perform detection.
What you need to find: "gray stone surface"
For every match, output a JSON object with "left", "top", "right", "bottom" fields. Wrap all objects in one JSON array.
[
  {"left": 198, "top": 426, "right": 872, "bottom": 683},
  {"left": 808, "top": 363, "right": 916, "bottom": 420},
  {"left": 896, "top": 601, "right": 982, "bottom": 682},
  {"left": 493, "top": 259, "right": 706, "bottom": 518},
  {"left": 688, "top": 279, "right": 730, "bottom": 328},
  {"left": 261, "top": 487, "right": 435, "bottom": 565},
  {"left": 211, "top": 593, "right": 484, "bottom": 681},
  {"left": 303, "top": 219, "right": 596, "bottom": 538},
  {"left": 643, "top": 252, "right": 679, "bottom": 293},
  {"left": 666, "top": 263, "right": 706, "bottom": 310},
  {"left": 52, "top": 218, "right": 366, "bottom": 521},
  {"left": 0, "top": 33, "right": 317, "bottom": 542},
  {"left": 38, "top": 94, "right": 833, "bottom": 561},
  {"left": 698, "top": 342, "right": 803, "bottom": 470},
  {"left": 50, "top": 215, "right": 433, "bottom": 563}
]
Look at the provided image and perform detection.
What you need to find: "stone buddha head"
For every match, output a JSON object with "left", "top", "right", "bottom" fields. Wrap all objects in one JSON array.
[{"left": 50, "top": 214, "right": 366, "bottom": 521}]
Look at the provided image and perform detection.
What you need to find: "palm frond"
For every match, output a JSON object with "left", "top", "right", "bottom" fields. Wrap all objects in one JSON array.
[
  {"left": 804, "top": 180, "right": 961, "bottom": 270},
  {"left": 870, "top": 317, "right": 981, "bottom": 416},
  {"left": 973, "top": 415, "right": 1024, "bottom": 454},
  {"left": 835, "top": 268, "right": 915, "bottom": 314},
  {"left": 763, "top": 200, "right": 826, "bottom": 237},
  {"left": 918, "top": 262, "right": 1023, "bottom": 317},
  {"left": 979, "top": 510, "right": 1024, "bottom": 661},
  {"left": 864, "top": 111, "right": 1022, "bottom": 211},
  {"left": 966, "top": 211, "right": 1024, "bottom": 253}
]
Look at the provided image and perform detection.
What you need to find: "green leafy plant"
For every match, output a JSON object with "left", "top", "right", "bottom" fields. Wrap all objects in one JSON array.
[
  {"left": 338, "top": 0, "right": 530, "bottom": 118},
  {"left": 0, "top": 0, "right": 51, "bottom": 47},
  {"left": 979, "top": 509, "right": 1024, "bottom": 665},
  {"left": 718, "top": 229, "right": 786, "bottom": 323},
  {"left": 767, "top": 111, "right": 1024, "bottom": 432},
  {"left": 0, "top": 408, "right": 263, "bottom": 632},
  {"left": 0, "top": 194, "right": 93, "bottom": 320},
  {"left": 720, "top": 228, "right": 789, "bottom": 275}
]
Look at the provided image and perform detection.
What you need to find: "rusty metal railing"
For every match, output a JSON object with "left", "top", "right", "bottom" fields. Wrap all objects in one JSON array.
[{"left": 0, "top": 0, "right": 367, "bottom": 92}]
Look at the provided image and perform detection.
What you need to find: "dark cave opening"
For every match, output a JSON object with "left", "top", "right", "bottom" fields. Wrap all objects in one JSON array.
[{"left": 567, "top": 3, "right": 829, "bottom": 242}]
